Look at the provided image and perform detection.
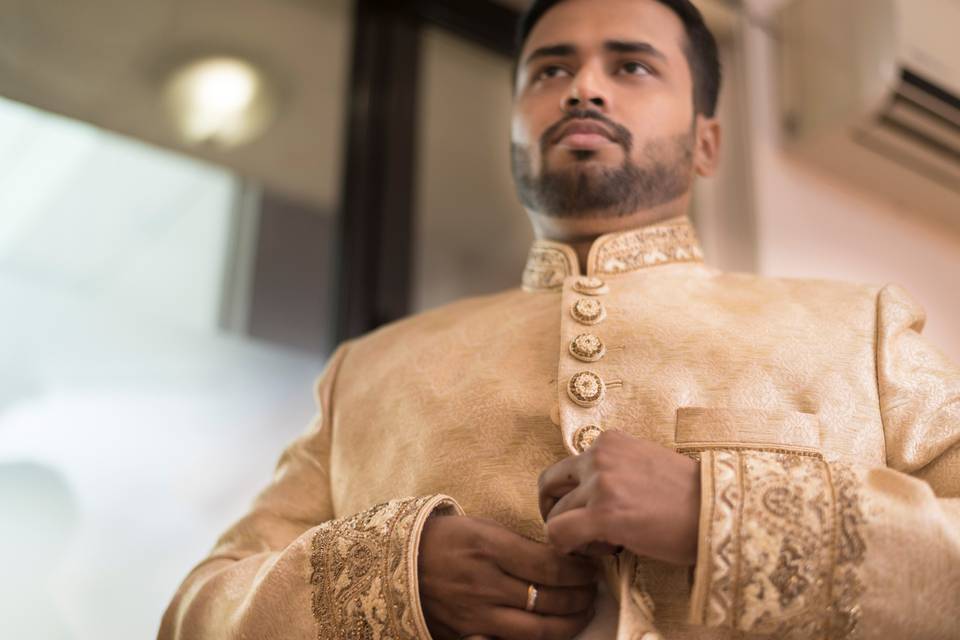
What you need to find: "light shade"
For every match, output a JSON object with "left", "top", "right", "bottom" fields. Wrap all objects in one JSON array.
[{"left": 163, "top": 56, "right": 277, "bottom": 148}]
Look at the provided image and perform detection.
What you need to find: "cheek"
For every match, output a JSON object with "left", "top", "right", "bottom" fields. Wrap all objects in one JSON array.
[
  {"left": 619, "top": 91, "right": 693, "bottom": 133},
  {"left": 513, "top": 89, "right": 564, "bottom": 146},
  {"left": 511, "top": 106, "right": 552, "bottom": 172},
  {"left": 510, "top": 113, "right": 535, "bottom": 148}
]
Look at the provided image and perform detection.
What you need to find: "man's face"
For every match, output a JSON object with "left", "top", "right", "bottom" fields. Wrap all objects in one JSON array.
[{"left": 512, "top": 0, "right": 701, "bottom": 219}]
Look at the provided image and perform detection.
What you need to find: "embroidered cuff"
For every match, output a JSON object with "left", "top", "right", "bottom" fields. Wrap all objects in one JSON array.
[
  {"left": 310, "top": 494, "right": 463, "bottom": 639},
  {"left": 688, "top": 450, "right": 867, "bottom": 638}
]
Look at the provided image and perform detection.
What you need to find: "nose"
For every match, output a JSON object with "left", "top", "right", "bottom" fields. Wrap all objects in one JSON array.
[{"left": 562, "top": 65, "right": 609, "bottom": 112}]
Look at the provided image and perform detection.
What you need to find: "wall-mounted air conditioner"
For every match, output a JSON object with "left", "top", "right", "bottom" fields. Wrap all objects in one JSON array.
[{"left": 779, "top": 0, "right": 960, "bottom": 227}]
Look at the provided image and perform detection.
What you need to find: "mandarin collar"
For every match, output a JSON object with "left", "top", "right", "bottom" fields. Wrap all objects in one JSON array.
[{"left": 521, "top": 215, "right": 704, "bottom": 292}]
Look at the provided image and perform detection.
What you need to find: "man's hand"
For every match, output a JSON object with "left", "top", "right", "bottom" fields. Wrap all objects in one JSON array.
[
  {"left": 418, "top": 515, "right": 598, "bottom": 640},
  {"left": 538, "top": 430, "right": 701, "bottom": 566}
]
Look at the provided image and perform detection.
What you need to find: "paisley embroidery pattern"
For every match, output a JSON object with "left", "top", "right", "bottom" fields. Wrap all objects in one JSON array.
[
  {"left": 310, "top": 495, "right": 458, "bottom": 640},
  {"left": 590, "top": 217, "right": 703, "bottom": 275},
  {"left": 522, "top": 245, "right": 573, "bottom": 292},
  {"left": 521, "top": 216, "right": 704, "bottom": 291},
  {"left": 694, "top": 450, "right": 867, "bottom": 638}
]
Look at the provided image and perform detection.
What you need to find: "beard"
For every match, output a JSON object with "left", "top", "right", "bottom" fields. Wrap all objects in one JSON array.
[{"left": 511, "top": 111, "right": 696, "bottom": 219}]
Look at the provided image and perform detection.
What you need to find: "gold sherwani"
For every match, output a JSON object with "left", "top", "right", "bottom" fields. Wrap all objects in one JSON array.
[{"left": 159, "top": 216, "right": 960, "bottom": 639}]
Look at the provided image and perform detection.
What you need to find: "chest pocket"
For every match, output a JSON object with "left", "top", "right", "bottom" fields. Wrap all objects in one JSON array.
[{"left": 673, "top": 407, "right": 823, "bottom": 458}]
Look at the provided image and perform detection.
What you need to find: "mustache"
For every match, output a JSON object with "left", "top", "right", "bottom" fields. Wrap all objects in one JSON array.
[{"left": 540, "top": 109, "right": 634, "bottom": 153}]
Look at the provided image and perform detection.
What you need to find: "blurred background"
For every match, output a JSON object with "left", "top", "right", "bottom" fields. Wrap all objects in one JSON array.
[{"left": 0, "top": 0, "right": 957, "bottom": 637}]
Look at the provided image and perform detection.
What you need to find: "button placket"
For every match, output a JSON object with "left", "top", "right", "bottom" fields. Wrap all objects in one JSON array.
[{"left": 558, "top": 276, "right": 612, "bottom": 455}]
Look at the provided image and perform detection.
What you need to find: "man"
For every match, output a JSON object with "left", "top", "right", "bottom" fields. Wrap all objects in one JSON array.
[{"left": 158, "top": 0, "right": 960, "bottom": 638}]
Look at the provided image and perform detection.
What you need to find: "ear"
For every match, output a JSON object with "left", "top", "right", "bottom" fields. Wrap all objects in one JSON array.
[{"left": 692, "top": 115, "right": 721, "bottom": 178}]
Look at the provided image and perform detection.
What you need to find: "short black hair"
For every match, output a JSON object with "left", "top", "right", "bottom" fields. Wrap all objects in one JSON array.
[{"left": 516, "top": 0, "right": 722, "bottom": 117}]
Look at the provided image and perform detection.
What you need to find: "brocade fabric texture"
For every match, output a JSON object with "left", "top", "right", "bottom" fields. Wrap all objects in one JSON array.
[
  {"left": 690, "top": 450, "right": 866, "bottom": 638},
  {"left": 159, "top": 216, "right": 960, "bottom": 640},
  {"left": 310, "top": 495, "right": 462, "bottom": 640}
]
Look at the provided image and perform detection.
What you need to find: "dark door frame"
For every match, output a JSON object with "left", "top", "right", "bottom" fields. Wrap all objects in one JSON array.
[{"left": 333, "top": 0, "right": 520, "bottom": 344}]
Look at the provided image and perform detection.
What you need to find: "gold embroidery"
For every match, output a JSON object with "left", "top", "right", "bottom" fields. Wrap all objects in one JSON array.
[
  {"left": 570, "top": 298, "right": 606, "bottom": 325},
  {"left": 310, "top": 495, "right": 457, "bottom": 640},
  {"left": 522, "top": 245, "right": 572, "bottom": 292},
  {"left": 567, "top": 371, "right": 606, "bottom": 407},
  {"left": 827, "top": 463, "right": 867, "bottom": 637},
  {"left": 573, "top": 424, "right": 604, "bottom": 453},
  {"left": 677, "top": 445, "right": 824, "bottom": 458},
  {"left": 520, "top": 217, "right": 704, "bottom": 291},
  {"left": 569, "top": 333, "right": 606, "bottom": 363},
  {"left": 572, "top": 276, "right": 609, "bottom": 296},
  {"left": 590, "top": 218, "right": 703, "bottom": 275},
  {"left": 694, "top": 450, "right": 867, "bottom": 638}
]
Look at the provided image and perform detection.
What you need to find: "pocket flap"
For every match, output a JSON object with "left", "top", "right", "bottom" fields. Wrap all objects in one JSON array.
[{"left": 675, "top": 407, "right": 822, "bottom": 453}]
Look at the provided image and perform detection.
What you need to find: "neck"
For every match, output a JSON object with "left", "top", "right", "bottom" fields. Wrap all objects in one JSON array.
[{"left": 528, "top": 197, "right": 691, "bottom": 272}]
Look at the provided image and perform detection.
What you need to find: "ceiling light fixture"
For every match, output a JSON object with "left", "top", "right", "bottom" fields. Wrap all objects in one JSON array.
[{"left": 163, "top": 56, "right": 277, "bottom": 149}]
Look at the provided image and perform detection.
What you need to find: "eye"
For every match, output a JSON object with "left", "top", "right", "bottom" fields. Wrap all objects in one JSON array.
[
  {"left": 619, "top": 61, "right": 652, "bottom": 76},
  {"left": 536, "top": 65, "right": 571, "bottom": 81}
]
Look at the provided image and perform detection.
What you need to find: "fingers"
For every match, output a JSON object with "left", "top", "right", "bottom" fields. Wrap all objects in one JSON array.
[
  {"left": 545, "top": 507, "right": 608, "bottom": 555},
  {"left": 576, "top": 541, "right": 622, "bottom": 557},
  {"left": 480, "top": 606, "right": 594, "bottom": 640},
  {"left": 489, "top": 529, "right": 597, "bottom": 587},
  {"left": 539, "top": 481, "right": 579, "bottom": 522},
  {"left": 498, "top": 573, "right": 596, "bottom": 615},
  {"left": 545, "top": 478, "right": 591, "bottom": 521},
  {"left": 538, "top": 456, "right": 583, "bottom": 519}
]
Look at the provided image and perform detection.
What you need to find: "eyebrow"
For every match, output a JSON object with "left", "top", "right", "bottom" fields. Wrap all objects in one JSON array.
[
  {"left": 604, "top": 40, "right": 668, "bottom": 61},
  {"left": 523, "top": 40, "right": 668, "bottom": 68}
]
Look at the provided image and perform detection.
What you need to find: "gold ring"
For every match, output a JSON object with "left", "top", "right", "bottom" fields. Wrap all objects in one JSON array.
[{"left": 525, "top": 583, "right": 539, "bottom": 612}]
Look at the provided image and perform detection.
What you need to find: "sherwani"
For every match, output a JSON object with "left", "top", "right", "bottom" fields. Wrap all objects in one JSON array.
[{"left": 158, "top": 216, "right": 960, "bottom": 639}]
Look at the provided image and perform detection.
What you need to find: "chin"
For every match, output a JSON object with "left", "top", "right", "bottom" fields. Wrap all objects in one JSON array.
[
  {"left": 556, "top": 156, "right": 619, "bottom": 176},
  {"left": 550, "top": 146, "right": 622, "bottom": 168}
]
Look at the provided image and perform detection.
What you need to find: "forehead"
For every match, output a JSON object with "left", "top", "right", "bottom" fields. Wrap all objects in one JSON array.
[{"left": 521, "top": 0, "right": 687, "bottom": 61}]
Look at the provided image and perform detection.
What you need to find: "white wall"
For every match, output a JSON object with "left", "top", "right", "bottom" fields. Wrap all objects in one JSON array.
[{"left": 742, "top": 0, "right": 960, "bottom": 362}]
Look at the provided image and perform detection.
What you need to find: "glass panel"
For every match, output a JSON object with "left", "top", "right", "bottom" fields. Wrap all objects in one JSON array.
[
  {"left": 0, "top": 0, "right": 353, "bottom": 637},
  {"left": 0, "top": 97, "right": 234, "bottom": 331},
  {"left": 0, "top": 98, "right": 320, "bottom": 640},
  {"left": 413, "top": 26, "right": 533, "bottom": 312}
]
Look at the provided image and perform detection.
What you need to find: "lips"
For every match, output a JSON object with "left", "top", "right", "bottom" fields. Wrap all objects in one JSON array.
[
  {"left": 553, "top": 120, "right": 616, "bottom": 149},
  {"left": 557, "top": 120, "right": 613, "bottom": 140}
]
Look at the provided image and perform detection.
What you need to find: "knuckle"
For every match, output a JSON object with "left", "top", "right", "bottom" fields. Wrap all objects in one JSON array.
[
  {"left": 593, "top": 470, "right": 617, "bottom": 495},
  {"left": 465, "top": 524, "right": 493, "bottom": 553},
  {"left": 592, "top": 503, "right": 620, "bottom": 529},
  {"left": 462, "top": 568, "right": 484, "bottom": 589},
  {"left": 542, "top": 559, "right": 563, "bottom": 585},
  {"left": 530, "top": 625, "right": 550, "bottom": 640},
  {"left": 578, "top": 584, "right": 598, "bottom": 608},
  {"left": 590, "top": 443, "right": 614, "bottom": 468},
  {"left": 554, "top": 589, "right": 576, "bottom": 612}
]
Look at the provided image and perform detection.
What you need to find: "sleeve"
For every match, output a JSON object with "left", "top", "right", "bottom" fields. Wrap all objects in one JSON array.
[
  {"left": 157, "top": 343, "right": 464, "bottom": 640},
  {"left": 685, "top": 284, "right": 960, "bottom": 639}
]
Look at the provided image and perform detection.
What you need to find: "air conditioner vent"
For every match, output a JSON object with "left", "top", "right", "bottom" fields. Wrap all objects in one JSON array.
[{"left": 780, "top": 0, "right": 960, "bottom": 223}]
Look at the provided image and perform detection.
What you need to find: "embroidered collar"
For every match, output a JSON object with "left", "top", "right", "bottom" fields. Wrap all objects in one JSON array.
[{"left": 521, "top": 215, "right": 704, "bottom": 292}]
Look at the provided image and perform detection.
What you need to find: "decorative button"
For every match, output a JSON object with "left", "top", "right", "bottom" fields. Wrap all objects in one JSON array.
[
  {"left": 567, "top": 371, "right": 606, "bottom": 407},
  {"left": 572, "top": 276, "right": 609, "bottom": 296},
  {"left": 569, "top": 333, "right": 606, "bottom": 362},
  {"left": 573, "top": 424, "right": 604, "bottom": 453},
  {"left": 570, "top": 298, "right": 606, "bottom": 325}
]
